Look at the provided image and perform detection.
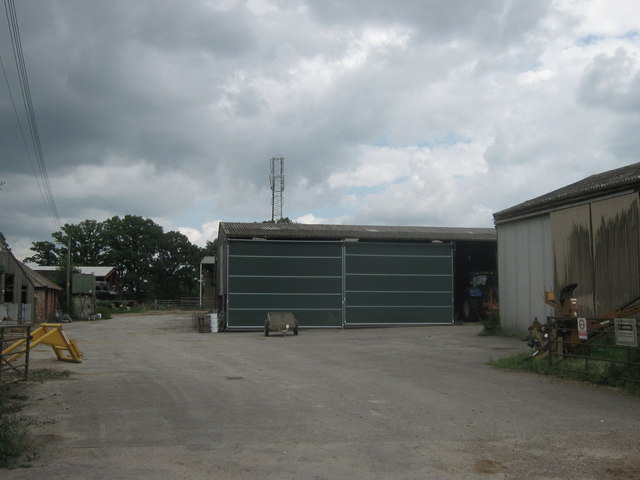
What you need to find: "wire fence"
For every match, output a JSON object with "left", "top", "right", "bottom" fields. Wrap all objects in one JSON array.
[
  {"left": 148, "top": 298, "right": 212, "bottom": 310},
  {"left": 0, "top": 325, "right": 31, "bottom": 384},
  {"left": 546, "top": 316, "right": 640, "bottom": 385}
]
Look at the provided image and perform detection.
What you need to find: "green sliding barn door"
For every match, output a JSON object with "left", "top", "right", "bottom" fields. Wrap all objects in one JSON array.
[
  {"left": 344, "top": 242, "right": 453, "bottom": 326},
  {"left": 227, "top": 240, "right": 343, "bottom": 328}
]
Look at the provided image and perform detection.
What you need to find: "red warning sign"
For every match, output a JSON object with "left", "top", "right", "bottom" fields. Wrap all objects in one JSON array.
[{"left": 577, "top": 317, "right": 588, "bottom": 340}]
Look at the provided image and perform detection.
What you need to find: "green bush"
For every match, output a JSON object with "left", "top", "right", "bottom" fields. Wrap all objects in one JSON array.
[
  {"left": 480, "top": 310, "right": 502, "bottom": 336},
  {"left": 95, "top": 301, "right": 113, "bottom": 319}
]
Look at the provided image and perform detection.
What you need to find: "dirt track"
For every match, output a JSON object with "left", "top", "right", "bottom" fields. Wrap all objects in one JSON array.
[{"left": 5, "top": 313, "right": 640, "bottom": 479}]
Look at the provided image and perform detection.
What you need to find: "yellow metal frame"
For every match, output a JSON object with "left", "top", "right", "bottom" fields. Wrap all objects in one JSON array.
[{"left": 2, "top": 323, "right": 83, "bottom": 364}]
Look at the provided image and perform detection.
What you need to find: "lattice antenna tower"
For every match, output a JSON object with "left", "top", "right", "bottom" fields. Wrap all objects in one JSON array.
[{"left": 270, "top": 156, "right": 285, "bottom": 222}]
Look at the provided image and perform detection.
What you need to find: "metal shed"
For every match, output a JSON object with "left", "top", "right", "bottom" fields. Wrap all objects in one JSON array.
[
  {"left": 493, "top": 162, "right": 640, "bottom": 334},
  {"left": 216, "top": 223, "right": 496, "bottom": 330}
]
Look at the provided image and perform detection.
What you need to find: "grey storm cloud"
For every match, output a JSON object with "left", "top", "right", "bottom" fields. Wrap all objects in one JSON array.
[
  {"left": 307, "top": 0, "right": 552, "bottom": 46},
  {"left": 1, "top": 0, "right": 639, "bottom": 260},
  {"left": 578, "top": 48, "right": 640, "bottom": 111},
  {"left": 2, "top": 0, "right": 545, "bottom": 179}
]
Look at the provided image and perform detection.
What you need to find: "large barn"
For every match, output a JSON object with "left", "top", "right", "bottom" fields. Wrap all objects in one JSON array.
[
  {"left": 215, "top": 222, "right": 496, "bottom": 330},
  {"left": 493, "top": 162, "right": 640, "bottom": 334}
]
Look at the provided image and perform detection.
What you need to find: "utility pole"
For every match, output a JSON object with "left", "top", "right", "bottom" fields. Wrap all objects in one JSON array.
[{"left": 66, "top": 235, "right": 71, "bottom": 315}]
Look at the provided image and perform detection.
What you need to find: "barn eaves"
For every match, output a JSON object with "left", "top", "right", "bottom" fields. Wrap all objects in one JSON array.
[
  {"left": 220, "top": 222, "right": 496, "bottom": 243},
  {"left": 493, "top": 162, "right": 640, "bottom": 224}
]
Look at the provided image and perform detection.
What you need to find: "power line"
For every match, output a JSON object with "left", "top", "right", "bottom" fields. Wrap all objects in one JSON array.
[
  {"left": 3, "top": 0, "right": 62, "bottom": 231},
  {"left": 0, "top": 52, "right": 51, "bottom": 222},
  {"left": 5, "top": 0, "right": 61, "bottom": 228}
]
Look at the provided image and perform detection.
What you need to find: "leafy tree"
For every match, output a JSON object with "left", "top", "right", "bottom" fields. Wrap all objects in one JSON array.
[
  {"left": 102, "top": 215, "right": 164, "bottom": 300},
  {"left": 24, "top": 215, "right": 208, "bottom": 302},
  {"left": 24, "top": 221, "right": 107, "bottom": 265},
  {"left": 201, "top": 239, "right": 217, "bottom": 256},
  {"left": 150, "top": 231, "right": 201, "bottom": 299},
  {"left": 53, "top": 220, "right": 107, "bottom": 265},
  {"left": 262, "top": 217, "right": 293, "bottom": 224},
  {"left": 23, "top": 240, "right": 59, "bottom": 265}
]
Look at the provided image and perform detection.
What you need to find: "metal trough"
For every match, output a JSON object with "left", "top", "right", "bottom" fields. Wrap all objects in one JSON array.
[{"left": 265, "top": 312, "right": 299, "bottom": 336}]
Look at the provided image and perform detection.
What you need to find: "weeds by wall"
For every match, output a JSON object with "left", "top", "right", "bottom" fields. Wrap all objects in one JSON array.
[{"left": 480, "top": 310, "right": 502, "bottom": 336}]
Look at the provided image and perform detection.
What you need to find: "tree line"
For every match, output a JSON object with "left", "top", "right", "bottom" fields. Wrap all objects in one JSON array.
[{"left": 24, "top": 215, "right": 216, "bottom": 301}]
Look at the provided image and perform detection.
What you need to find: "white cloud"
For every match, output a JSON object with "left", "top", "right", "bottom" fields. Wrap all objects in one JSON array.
[
  {"left": 518, "top": 69, "right": 556, "bottom": 84},
  {"left": 177, "top": 220, "right": 221, "bottom": 247},
  {"left": 328, "top": 146, "right": 412, "bottom": 189},
  {"left": 567, "top": 0, "right": 640, "bottom": 37},
  {"left": 294, "top": 213, "right": 326, "bottom": 224},
  {"left": 342, "top": 142, "right": 494, "bottom": 227}
]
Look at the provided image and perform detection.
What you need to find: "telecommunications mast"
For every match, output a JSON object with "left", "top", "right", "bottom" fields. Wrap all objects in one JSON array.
[{"left": 269, "top": 155, "right": 285, "bottom": 222}]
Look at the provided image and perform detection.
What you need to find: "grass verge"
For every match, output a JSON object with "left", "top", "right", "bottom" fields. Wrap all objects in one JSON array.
[
  {"left": 489, "top": 350, "right": 640, "bottom": 394},
  {"left": 0, "top": 386, "right": 32, "bottom": 468},
  {"left": 29, "top": 368, "right": 72, "bottom": 380}
]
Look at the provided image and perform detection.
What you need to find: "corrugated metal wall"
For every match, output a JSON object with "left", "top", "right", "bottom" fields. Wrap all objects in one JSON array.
[
  {"left": 226, "top": 240, "right": 343, "bottom": 328},
  {"left": 344, "top": 242, "right": 453, "bottom": 326},
  {"left": 550, "top": 204, "right": 595, "bottom": 316},
  {"left": 591, "top": 193, "right": 640, "bottom": 316},
  {"left": 497, "top": 215, "right": 554, "bottom": 333},
  {"left": 224, "top": 239, "right": 454, "bottom": 329},
  {"left": 498, "top": 191, "right": 640, "bottom": 332},
  {"left": 549, "top": 193, "right": 640, "bottom": 317}
]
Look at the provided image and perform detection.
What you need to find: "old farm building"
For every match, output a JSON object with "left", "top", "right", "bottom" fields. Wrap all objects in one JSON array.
[
  {"left": 494, "top": 162, "right": 640, "bottom": 333},
  {"left": 1, "top": 242, "right": 62, "bottom": 324},
  {"left": 216, "top": 222, "right": 496, "bottom": 330}
]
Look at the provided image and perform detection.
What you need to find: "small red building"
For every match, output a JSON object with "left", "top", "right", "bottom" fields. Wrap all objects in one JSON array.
[{"left": 20, "top": 264, "right": 63, "bottom": 323}]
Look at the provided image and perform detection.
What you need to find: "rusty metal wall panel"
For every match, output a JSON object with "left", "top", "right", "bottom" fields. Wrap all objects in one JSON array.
[
  {"left": 497, "top": 215, "right": 554, "bottom": 334},
  {"left": 550, "top": 204, "right": 595, "bottom": 316},
  {"left": 591, "top": 193, "right": 640, "bottom": 316}
]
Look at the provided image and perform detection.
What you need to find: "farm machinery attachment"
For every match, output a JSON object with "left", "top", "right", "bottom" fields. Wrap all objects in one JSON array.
[
  {"left": 2, "top": 323, "right": 83, "bottom": 365},
  {"left": 527, "top": 284, "right": 640, "bottom": 358}
]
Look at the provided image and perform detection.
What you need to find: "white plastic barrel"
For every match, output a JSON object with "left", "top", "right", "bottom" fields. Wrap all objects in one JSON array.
[{"left": 210, "top": 313, "right": 218, "bottom": 333}]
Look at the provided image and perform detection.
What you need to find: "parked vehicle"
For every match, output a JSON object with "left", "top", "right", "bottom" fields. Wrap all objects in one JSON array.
[
  {"left": 457, "top": 271, "right": 498, "bottom": 322},
  {"left": 95, "top": 280, "right": 117, "bottom": 300}
]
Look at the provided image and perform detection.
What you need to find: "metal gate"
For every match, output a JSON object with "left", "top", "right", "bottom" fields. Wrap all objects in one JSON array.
[
  {"left": 227, "top": 240, "right": 343, "bottom": 328},
  {"left": 344, "top": 242, "right": 453, "bottom": 326},
  {"left": 226, "top": 240, "right": 454, "bottom": 328}
]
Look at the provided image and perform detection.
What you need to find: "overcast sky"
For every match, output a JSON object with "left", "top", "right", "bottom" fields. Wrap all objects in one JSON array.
[{"left": 2, "top": 0, "right": 639, "bottom": 261}]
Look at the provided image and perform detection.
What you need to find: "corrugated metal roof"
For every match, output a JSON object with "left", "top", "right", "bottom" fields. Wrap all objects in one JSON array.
[
  {"left": 19, "top": 263, "right": 63, "bottom": 290},
  {"left": 494, "top": 162, "right": 640, "bottom": 222},
  {"left": 24, "top": 265, "right": 58, "bottom": 271},
  {"left": 27, "top": 265, "right": 117, "bottom": 278},
  {"left": 77, "top": 266, "right": 116, "bottom": 277},
  {"left": 220, "top": 222, "right": 496, "bottom": 242}
]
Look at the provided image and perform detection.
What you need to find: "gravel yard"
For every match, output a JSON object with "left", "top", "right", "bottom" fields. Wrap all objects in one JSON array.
[{"left": 4, "top": 312, "right": 640, "bottom": 480}]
